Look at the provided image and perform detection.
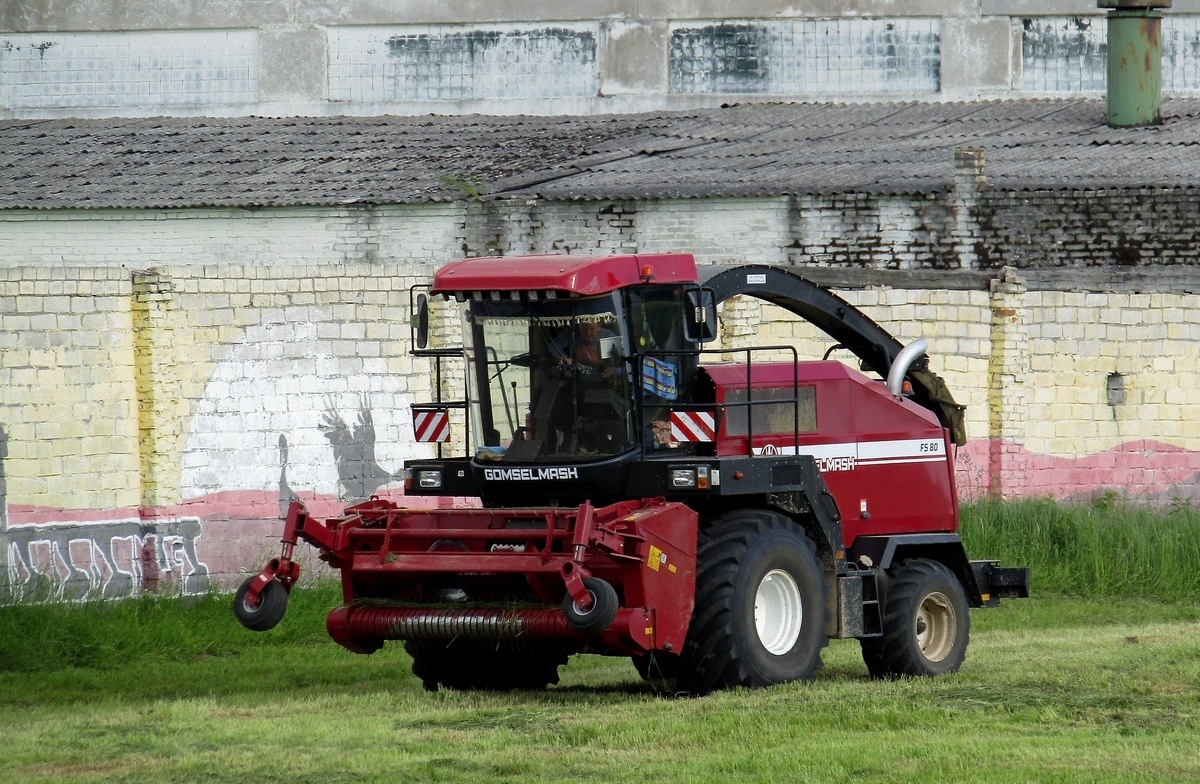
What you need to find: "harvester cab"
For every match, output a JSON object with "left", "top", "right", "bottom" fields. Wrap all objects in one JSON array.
[
  {"left": 235, "top": 252, "right": 1028, "bottom": 694},
  {"left": 408, "top": 254, "right": 717, "bottom": 506}
]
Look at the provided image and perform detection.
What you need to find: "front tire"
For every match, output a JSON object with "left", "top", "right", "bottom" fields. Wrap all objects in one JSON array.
[
  {"left": 861, "top": 558, "right": 970, "bottom": 678},
  {"left": 405, "top": 641, "right": 569, "bottom": 692},
  {"left": 679, "top": 510, "right": 829, "bottom": 693}
]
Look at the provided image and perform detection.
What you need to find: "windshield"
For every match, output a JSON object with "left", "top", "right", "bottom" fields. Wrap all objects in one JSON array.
[{"left": 464, "top": 294, "right": 637, "bottom": 464}]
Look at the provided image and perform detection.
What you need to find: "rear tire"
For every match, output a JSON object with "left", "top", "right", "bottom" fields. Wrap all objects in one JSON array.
[
  {"left": 405, "top": 641, "right": 569, "bottom": 692},
  {"left": 861, "top": 558, "right": 969, "bottom": 678},
  {"left": 232, "top": 578, "right": 288, "bottom": 632},
  {"left": 676, "top": 509, "right": 829, "bottom": 693}
]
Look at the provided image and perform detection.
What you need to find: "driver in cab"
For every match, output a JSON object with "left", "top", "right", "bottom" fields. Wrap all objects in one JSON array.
[{"left": 560, "top": 320, "right": 616, "bottom": 379}]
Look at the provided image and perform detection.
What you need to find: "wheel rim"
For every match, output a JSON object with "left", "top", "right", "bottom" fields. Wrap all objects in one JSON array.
[
  {"left": 754, "top": 569, "right": 803, "bottom": 655},
  {"left": 572, "top": 590, "right": 597, "bottom": 617},
  {"left": 915, "top": 591, "right": 956, "bottom": 662}
]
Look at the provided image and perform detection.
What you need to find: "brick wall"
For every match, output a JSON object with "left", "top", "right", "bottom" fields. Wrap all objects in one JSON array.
[
  {"left": 976, "top": 189, "right": 1200, "bottom": 268},
  {"left": 461, "top": 188, "right": 1200, "bottom": 273},
  {"left": 1, "top": 257, "right": 449, "bottom": 600},
  {"left": 2, "top": 191, "right": 1198, "bottom": 599}
]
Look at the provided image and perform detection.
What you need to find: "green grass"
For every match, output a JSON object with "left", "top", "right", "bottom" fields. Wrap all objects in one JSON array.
[
  {"left": 961, "top": 497, "right": 1200, "bottom": 601},
  {"left": 0, "top": 589, "right": 1197, "bottom": 783},
  {"left": 0, "top": 500, "right": 1197, "bottom": 782}
]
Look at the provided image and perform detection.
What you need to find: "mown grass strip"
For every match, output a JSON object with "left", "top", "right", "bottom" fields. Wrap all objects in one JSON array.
[{"left": 0, "top": 595, "right": 1197, "bottom": 784}]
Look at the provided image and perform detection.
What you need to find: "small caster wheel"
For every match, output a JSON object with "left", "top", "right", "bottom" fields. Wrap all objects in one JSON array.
[
  {"left": 563, "top": 577, "right": 619, "bottom": 634},
  {"left": 233, "top": 577, "right": 288, "bottom": 631}
]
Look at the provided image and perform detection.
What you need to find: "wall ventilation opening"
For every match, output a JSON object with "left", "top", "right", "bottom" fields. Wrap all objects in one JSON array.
[{"left": 1106, "top": 372, "right": 1126, "bottom": 414}]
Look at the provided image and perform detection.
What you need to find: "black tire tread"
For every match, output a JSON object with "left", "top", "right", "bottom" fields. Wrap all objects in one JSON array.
[
  {"left": 232, "top": 578, "right": 288, "bottom": 632},
  {"left": 562, "top": 577, "right": 619, "bottom": 635},
  {"left": 405, "top": 640, "right": 569, "bottom": 692},
  {"left": 861, "top": 558, "right": 969, "bottom": 679},
  {"left": 675, "top": 509, "right": 829, "bottom": 694}
]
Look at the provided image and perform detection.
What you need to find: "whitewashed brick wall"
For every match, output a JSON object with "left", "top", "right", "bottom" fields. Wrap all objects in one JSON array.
[
  {"left": 0, "top": 205, "right": 464, "bottom": 269},
  {"left": 2, "top": 193, "right": 1198, "bottom": 599}
]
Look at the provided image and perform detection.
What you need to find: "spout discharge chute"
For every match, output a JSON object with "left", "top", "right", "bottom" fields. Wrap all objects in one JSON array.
[{"left": 702, "top": 265, "right": 966, "bottom": 446}]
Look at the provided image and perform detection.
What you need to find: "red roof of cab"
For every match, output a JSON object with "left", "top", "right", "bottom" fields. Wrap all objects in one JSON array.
[{"left": 432, "top": 253, "right": 698, "bottom": 296}]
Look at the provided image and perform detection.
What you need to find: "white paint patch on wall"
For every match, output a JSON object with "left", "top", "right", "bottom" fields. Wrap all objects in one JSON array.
[
  {"left": 0, "top": 205, "right": 464, "bottom": 270},
  {"left": 328, "top": 24, "right": 598, "bottom": 102},
  {"left": 1020, "top": 16, "right": 1200, "bottom": 93},
  {"left": 0, "top": 30, "right": 258, "bottom": 109},
  {"left": 635, "top": 198, "right": 790, "bottom": 266},
  {"left": 181, "top": 315, "right": 432, "bottom": 501},
  {"left": 668, "top": 18, "right": 941, "bottom": 95}
]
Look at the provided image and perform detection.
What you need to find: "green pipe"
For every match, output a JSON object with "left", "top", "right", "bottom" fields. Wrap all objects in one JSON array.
[{"left": 1106, "top": 8, "right": 1164, "bottom": 127}]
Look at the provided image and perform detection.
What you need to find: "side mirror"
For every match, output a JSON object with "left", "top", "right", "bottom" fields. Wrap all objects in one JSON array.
[
  {"left": 414, "top": 293, "right": 430, "bottom": 350},
  {"left": 683, "top": 288, "right": 717, "bottom": 343}
]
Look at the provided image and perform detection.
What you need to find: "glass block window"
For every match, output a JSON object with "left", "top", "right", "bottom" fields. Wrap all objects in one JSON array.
[
  {"left": 0, "top": 30, "right": 258, "bottom": 109},
  {"left": 1163, "top": 16, "right": 1200, "bottom": 92},
  {"left": 1020, "top": 17, "right": 1107, "bottom": 92},
  {"left": 669, "top": 19, "right": 941, "bottom": 95},
  {"left": 328, "top": 25, "right": 597, "bottom": 102},
  {"left": 1021, "top": 16, "right": 1200, "bottom": 93}
]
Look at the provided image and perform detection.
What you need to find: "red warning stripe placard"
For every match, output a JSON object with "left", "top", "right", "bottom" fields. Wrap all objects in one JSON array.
[
  {"left": 670, "top": 410, "right": 716, "bottom": 443},
  {"left": 413, "top": 409, "right": 450, "bottom": 442}
]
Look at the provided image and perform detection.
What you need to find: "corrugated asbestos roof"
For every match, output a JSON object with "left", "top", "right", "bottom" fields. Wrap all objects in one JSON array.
[{"left": 2, "top": 98, "right": 1199, "bottom": 210}]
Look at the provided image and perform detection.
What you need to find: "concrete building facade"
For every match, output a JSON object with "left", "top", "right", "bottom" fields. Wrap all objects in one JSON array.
[{"left": 3, "top": 1, "right": 1200, "bottom": 118}]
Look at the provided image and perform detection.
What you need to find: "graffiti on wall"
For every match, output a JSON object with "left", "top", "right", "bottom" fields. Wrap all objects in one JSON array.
[
  {"left": 0, "top": 425, "right": 211, "bottom": 600},
  {"left": 0, "top": 309, "right": 438, "bottom": 599},
  {"left": 3, "top": 517, "right": 209, "bottom": 601},
  {"left": 320, "top": 403, "right": 400, "bottom": 502}
]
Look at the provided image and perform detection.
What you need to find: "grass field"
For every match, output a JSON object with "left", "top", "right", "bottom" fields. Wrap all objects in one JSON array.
[{"left": 1, "top": 500, "right": 1198, "bottom": 783}]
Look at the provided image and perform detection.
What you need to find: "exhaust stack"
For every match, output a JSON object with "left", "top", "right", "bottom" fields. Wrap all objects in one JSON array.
[{"left": 1100, "top": 0, "right": 1173, "bottom": 127}]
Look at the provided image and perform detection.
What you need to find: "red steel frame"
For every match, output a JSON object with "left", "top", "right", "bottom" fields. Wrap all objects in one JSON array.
[{"left": 245, "top": 496, "right": 700, "bottom": 656}]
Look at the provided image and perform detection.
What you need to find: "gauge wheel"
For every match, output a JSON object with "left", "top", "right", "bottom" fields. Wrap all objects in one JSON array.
[{"left": 232, "top": 577, "right": 288, "bottom": 632}]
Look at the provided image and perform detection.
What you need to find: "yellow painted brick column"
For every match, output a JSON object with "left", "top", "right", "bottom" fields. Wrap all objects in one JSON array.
[
  {"left": 987, "top": 267, "right": 1028, "bottom": 498},
  {"left": 718, "top": 295, "right": 761, "bottom": 361},
  {"left": 131, "top": 270, "right": 183, "bottom": 509}
]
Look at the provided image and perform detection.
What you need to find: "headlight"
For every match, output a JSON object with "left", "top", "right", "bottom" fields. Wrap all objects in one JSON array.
[
  {"left": 671, "top": 468, "right": 697, "bottom": 488},
  {"left": 671, "top": 466, "right": 711, "bottom": 490},
  {"left": 417, "top": 469, "right": 443, "bottom": 489}
]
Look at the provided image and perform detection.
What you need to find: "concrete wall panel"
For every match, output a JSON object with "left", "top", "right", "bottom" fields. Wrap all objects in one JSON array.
[
  {"left": 328, "top": 24, "right": 598, "bottom": 103},
  {"left": 0, "top": 29, "right": 258, "bottom": 109},
  {"left": 5, "top": 3, "right": 1200, "bottom": 115}
]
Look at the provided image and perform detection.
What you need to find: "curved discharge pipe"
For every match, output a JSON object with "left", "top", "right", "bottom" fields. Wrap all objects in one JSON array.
[{"left": 886, "top": 338, "right": 928, "bottom": 398}]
